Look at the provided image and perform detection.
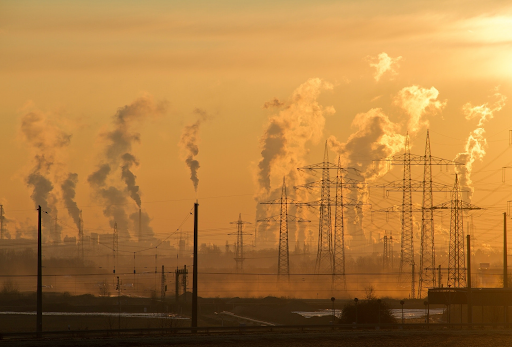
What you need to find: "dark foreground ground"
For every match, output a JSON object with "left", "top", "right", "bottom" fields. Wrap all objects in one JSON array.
[{"left": 4, "top": 330, "right": 512, "bottom": 347}]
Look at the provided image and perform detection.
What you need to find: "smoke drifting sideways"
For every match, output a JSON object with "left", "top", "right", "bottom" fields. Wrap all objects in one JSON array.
[
  {"left": 328, "top": 85, "right": 445, "bottom": 250},
  {"left": 455, "top": 90, "right": 507, "bottom": 201},
  {"left": 178, "top": 108, "right": 209, "bottom": 193},
  {"left": 88, "top": 95, "right": 167, "bottom": 240},
  {"left": 255, "top": 78, "right": 335, "bottom": 247},
  {"left": 367, "top": 52, "right": 402, "bottom": 82},
  {"left": 20, "top": 105, "right": 79, "bottom": 242}
]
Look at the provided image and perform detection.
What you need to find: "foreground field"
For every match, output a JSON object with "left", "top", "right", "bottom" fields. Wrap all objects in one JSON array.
[{"left": 4, "top": 330, "right": 512, "bottom": 347}]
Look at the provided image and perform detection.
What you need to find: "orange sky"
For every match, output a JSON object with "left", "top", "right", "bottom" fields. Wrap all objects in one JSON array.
[{"left": 1, "top": 0, "right": 512, "bottom": 255}]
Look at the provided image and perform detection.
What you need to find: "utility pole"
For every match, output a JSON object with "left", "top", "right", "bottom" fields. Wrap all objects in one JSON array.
[
  {"left": 192, "top": 202, "right": 198, "bottom": 329},
  {"left": 37, "top": 205, "right": 42, "bottom": 337},
  {"left": 505, "top": 212, "right": 508, "bottom": 288},
  {"left": 78, "top": 210, "right": 84, "bottom": 261}
]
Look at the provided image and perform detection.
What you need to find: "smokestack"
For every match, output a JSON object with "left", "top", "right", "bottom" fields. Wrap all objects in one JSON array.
[
  {"left": 139, "top": 208, "right": 142, "bottom": 243},
  {"left": 192, "top": 202, "right": 199, "bottom": 328}
]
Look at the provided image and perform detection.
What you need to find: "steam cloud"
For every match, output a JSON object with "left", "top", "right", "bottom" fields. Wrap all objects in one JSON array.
[
  {"left": 367, "top": 52, "right": 402, "bottom": 82},
  {"left": 88, "top": 95, "right": 166, "bottom": 239},
  {"left": 256, "top": 78, "right": 335, "bottom": 245},
  {"left": 394, "top": 85, "right": 446, "bottom": 135},
  {"left": 179, "top": 108, "right": 209, "bottom": 192},
  {"left": 61, "top": 173, "right": 80, "bottom": 229},
  {"left": 329, "top": 108, "right": 406, "bottom": 250},
  {"left": 455, "top": 90, "right": 506, "bottom": 200},
  {"left": 20, "top": 106, "right": 71, "bottom": 242}
]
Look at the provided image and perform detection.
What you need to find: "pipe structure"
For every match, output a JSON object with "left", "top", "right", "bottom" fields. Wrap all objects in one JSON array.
[
  {"left": 37, "top": 206, "right": 42, "bottom": 337},
  {"left": 192, "top": 202, "right": 199, "bottom": 328}
]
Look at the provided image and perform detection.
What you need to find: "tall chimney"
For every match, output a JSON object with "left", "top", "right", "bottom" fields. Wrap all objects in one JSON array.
[{"left": 139, "top": 208, "right": 142, "bottom": 243}]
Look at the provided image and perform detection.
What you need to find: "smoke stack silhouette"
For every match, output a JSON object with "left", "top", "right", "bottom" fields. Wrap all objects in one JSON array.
[
  {"left": 179, "top": 109, "right": 209, "bottom": 192},
  {"left": 61, "top": 173, "right": 80, "bottom": 229},
  {"left": 88, "top": 95, "right": 166, "bottom": 239}
]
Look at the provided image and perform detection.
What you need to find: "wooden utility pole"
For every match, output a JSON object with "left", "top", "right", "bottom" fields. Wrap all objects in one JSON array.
[
  {"left": 192, "top": 202, "right": 198, "bottom": 329},
  {"left": 37, "top": 206, "right": 42, "bottom": 337}
]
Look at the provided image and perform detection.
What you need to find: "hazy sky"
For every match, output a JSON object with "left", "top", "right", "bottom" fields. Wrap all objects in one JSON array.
[{"left": 1, "top": 0, "right": 512, "bottom": 253}]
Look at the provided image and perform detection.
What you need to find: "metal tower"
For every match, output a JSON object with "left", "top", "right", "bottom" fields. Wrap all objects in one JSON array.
[
  {"left": 433, "top": 174, "right": 482, "bottom": 288},
  {"left": 229, "top": 213, "right": 251, "bottom": 273},
  {"left": 161, "top": 265, "right": 166, "bottom": 299},
  {"left": 317, "top": 143, "right": 333, "bottom": 273},
  {"left": 400, "top": 134, "right": 415, "bottom": 297},
  {"left": 383, "top": 232, "right": 393, "bottom": 269},
  {"left": 376, "top": 131, "right": 462, "bottom": 298},
  {"left": 113, "top": 222, "right": 118, "bottom": 273},
  {"left": 259, "top": 177, "right": 309, "bottom": 280},
  {"left": 333, "top": 156, "right": 346, "bottom": 285},
  {"left": 419, "top": 130, "right": 435, "bottom": 295}
]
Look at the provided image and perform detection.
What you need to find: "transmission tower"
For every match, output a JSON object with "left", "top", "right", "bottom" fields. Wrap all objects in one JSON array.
[
  {"left": 229, "top": 214, "right": 252, "bottom": 273},
  {"left": 259, "top": 177, "right": 309, "bottom": 280},
  {"left": 376, "top": 131, "right": 462, "bottom": 298},
  {"left": 161, "top": 265, "right": 166, "bottom": 299},
  {"left": 296, "top": 143, "right": 361, "bottom": 274},
  {"left": 420, "top": 130, "right": 434, "bottom": 295},
  {"left": 433, "top": 174, "right": 482, "bottom": 288},
  {"left": 113, "top": 222, "right": 118, "bottom": 274},
  {"left": 333, "top": 156, "right": 346, "bottom": 284}
]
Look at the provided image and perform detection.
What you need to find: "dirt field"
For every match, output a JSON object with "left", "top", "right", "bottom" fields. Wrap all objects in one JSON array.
[{"left": 5, "top": 330, "right": 512, "bottom": 347}]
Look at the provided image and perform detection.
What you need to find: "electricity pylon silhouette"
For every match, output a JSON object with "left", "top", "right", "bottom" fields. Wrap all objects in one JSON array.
[
  {"left": 259, "top": 177, "right": 309, "bottom": 280},
  {"left": 433, "top": 174, "right": 482, "bottom": 288},
  {"left": 229, "top": 214, "right": 252, "bottom": 273}
]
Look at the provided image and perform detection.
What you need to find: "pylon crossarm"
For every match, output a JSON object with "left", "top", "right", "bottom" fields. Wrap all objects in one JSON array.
[
  {"left": 432, "top": 201, "right": 483, "bottom": 210},
  {"left": 259, "top": 198, "right": 300, "bottom": 205},
  {"left": 297, "top": 163, "right": 361, "bottom": 172},
  {"left": 382, "top": 153, "right": 463, "bottom": 166},
  {"left": 377, "top": 179, "right": 453, "bottom": 192},
  {"left": 257, "top": 215, "right": 309, "bottom": 223},
  {"left": 373, "top": 205, "right": 423, "bottom": 213}
]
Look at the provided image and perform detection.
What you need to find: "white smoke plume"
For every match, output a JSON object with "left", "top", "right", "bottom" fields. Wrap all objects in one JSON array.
[
  {"left": 394, "top": 85, "right": 446, "bottom": 135},
  {"left": 455, "top": 90, "right": 507, "bottom": 200},
  {"left": 178, "top": 108, "right": 209, "bottom": 192},
  {"left": 20, "top": 106, "right": 71, "bottom": 243},
  {"left": 61, "top": 173, "right": 80, "bottom": 229},
  {"left": 255, "top": 78, "right": 335, "bottom": 246},
  {"left": 88, "top": 95, "right": 166, "bottom": 239},
  {"left": 367, "top": 52, "right": 402, "bottom": 82},
  {"left": 328, "top": 108, "right": 406, "bottom": 250}
]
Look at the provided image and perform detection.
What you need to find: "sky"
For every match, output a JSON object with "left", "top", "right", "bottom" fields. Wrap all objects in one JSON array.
[{"left": 1, "top": 0, "right": 512, "bottom": 255}]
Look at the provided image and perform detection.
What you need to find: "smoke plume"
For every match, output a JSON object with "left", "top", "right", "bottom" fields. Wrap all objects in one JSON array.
[
  {"left": 20, "top": 106, "right": 71, "bottom": 243},
  {"left": 455, "top": 90, "right": 506, "bottom": 200},
  {"left": 367, "top": 52, "right": 402, "bottom": 82},
  {"left": 394, "top": 85, "right": 446, "bottom": 135},
  {"left": 255, "top": 78, "right": 335, "bottom": 245},
  {"left": 179, "top": 108, "right": 209, "bottom": 192},
  {"left": 61, "top": 173, "right": 80, "bottom": 229},
  {"left": 88, "top": 95, "right": 166, "bottom": 239},
  {"left": 329, "top": 108, "right": 406, "bottom": 251}
]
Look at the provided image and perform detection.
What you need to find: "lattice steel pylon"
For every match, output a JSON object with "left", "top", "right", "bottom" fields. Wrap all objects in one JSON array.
[
  {"left": 400, "top": 134, "right": 415, "bottom": 297},
  {"left": 229, "top": 213, "right": 251, "bottom": 273},
  {"left": 317, "top": 143, "right": 333, "bottom": 273},
  {"left": 419, "top": 130, "right": 435, "bottom": 296},
  {"left": 383, "top": 232, "right": 393, "bottom": 269},
  {"left": 433, "top": 174, "right": 482, "bottom": 288},
  {"left": 259, "top": 177, "right": 309, "bottom": 280},
  {"left": 333, "top": 156, "right": 346, "bottom": 286}
]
